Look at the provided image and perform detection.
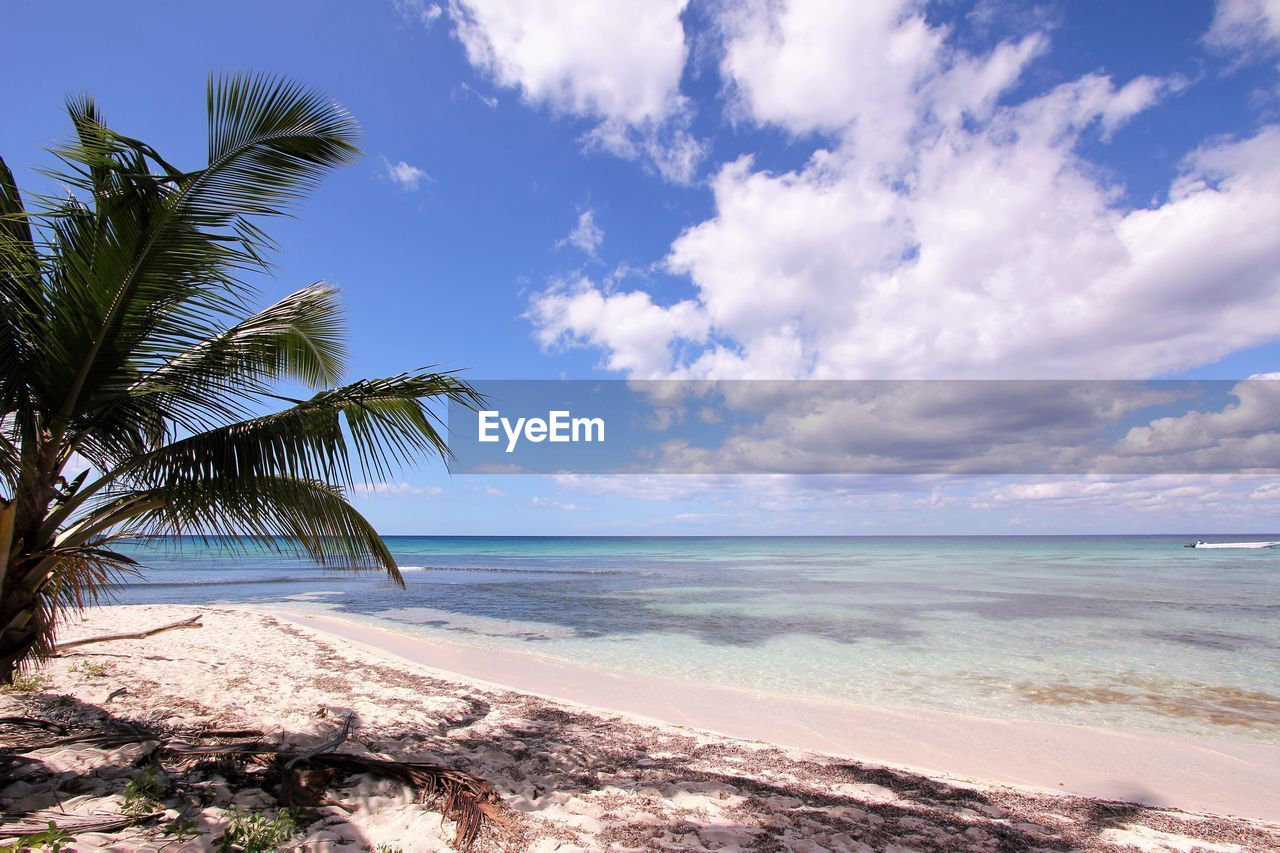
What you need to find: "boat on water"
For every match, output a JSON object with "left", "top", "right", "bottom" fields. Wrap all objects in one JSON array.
[{"left": 1184, "top": 540, "right": 1280, "bottom": 549}]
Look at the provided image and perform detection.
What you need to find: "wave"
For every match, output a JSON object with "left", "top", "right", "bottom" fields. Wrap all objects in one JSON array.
[
  {"left": 109, "top": 576, "right": 343, "bottom": 589},
  {"left": 397, "top": 565, "right": 631, "bottom": 576}
]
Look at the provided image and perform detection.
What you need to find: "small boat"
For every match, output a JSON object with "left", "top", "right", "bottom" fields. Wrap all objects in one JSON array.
[{"left": 1184, "top": 540, "right": 1280, "bottom": 549}]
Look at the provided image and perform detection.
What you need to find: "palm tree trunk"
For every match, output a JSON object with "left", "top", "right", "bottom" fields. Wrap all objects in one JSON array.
[
  {"left": 0, "top": 585, "right": 42, "bottom": 684},
  {"left": 1, "top": 469, "right": 58, "bottom": 683},
  {"left": 0, "top": 499, "right": 34, "bottom": 684}
]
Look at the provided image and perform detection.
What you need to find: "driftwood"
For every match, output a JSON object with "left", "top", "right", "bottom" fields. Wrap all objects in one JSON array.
[
  {"left": 0, "top": 808, "right": 162, "bottom": 837},
  {"left": 0, "top": 716, "right": 67, "bottom": 736},
  {"left": 284, "top": 712, "right": 354, "bottom": 769},
  {"left": 54, "top": 615, "right": 203, "bottom": 652}
]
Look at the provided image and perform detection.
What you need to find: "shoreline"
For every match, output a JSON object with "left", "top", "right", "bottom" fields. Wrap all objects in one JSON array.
[
  {"left": 4, "top": 603, "right": 1278, "bottom": 851},
  {"left": 272, "top": 605, "right": 1280, "bottom": 822}
]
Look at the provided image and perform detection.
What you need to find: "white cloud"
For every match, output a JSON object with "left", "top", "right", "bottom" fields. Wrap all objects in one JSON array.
[
  {"left": 355, "top": 482, "right": 444, "bottom": 496},
  {"left": 448, "top": 0, "right": 704, "bottom": 181},
  {"left": 975, "top": 474, "right": 1280, "bottom": 516},
  {"left": 395, "top": 0, "right": 443, "bottom": 27},
  {"left": 718, "top": 0, "right": 945, "bottom": 147},
  {"left": 638, "top": 381, "right": 1157, "bottom": 475},
  {"left": 1206, "top": 0, "right": 1280, "bottom": 58},
  {"left": 1110, "top": 379, "right": 1280, "bottom": 471},
  {"left": 528, "top": 275, "right": 708, "bottom": 377},
  {"left": 449, "top": 0, "right": 688, "bottom": 123},
  {"left": 581, "top": 117, "right": 707, "bottom": 184},
  {"left": 531, "top": 496, "right": 581, "bottom": 511},
  {"left": 384, "top": 158, "right": 431, "bottom": 191},
  {"left": 529, "top": 0, "right": 1280, "bottom": 380},
  {"left": 557, "top": 209, "right": 604, "bottom": 256},
  {"left": 551, "top": 470, "right": 1280, "bottom": 530}
]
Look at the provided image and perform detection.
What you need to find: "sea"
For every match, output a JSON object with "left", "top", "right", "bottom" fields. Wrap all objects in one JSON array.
[{"left": 109, "top": 535, "right": 1280, "bottom": 744}]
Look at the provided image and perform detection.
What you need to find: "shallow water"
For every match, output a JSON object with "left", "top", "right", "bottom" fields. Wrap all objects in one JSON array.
[{"left": 110, "top": 535, "right": 1280, "bottom": 743}]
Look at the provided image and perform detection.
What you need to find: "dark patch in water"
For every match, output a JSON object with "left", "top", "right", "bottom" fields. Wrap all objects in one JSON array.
[
  {"left": 347, "top": 578, "right": 925, "bottom": 648},
  {"left": 1141, "top": 628, "right": 1266, "bottom": 652},
  {"left": 1013, "top": 679, "right": 1280, "bottom": 729}
]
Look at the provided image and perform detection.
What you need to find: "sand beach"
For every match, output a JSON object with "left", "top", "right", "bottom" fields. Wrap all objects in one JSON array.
[{"left": 2, "top": 605, "right": 1277, "bottom": 851}]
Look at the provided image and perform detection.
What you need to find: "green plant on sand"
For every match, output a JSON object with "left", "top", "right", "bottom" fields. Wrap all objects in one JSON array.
[
  {"left": 0, "top": 72, "right": 480, "bottom": 682},
  {"left": 68, "top": 659, "right": 110, "bottom": 677},
  {"left": 0, "top": 820, "right": 73, "bottom": 851},
  {"left": 121, "top": 763, "right": 167, "bottom": 815},
  {"left": 0, "top": 670, "right": 49, "bottom": 692},
  {"left": 215, "top": 806, "right": 299, "bottom": 852}
]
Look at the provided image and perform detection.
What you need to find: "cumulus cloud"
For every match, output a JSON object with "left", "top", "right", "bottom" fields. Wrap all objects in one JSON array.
[
  {"left": 1206, "top": 0, "right": 1280, "bottom": 59},
  {"left": 557, "top": 209, "right": 604, "bottom": 256},
  {"left": 384, "top": 158, "right": 431, "bottom": 191},
  {"left": 449, "top": 0, "right": 687, "bottom": 123},
  {"left": 528, "top": 275, "right": 708, "bottom": 376},
  {"left": 1111, "top": 378, "right": 1280, "bottom": 471},
  {"left": 447, "top": 0, "right": 704, "bottom": 181},
  {"left": 529, "top": 0, "right": 1280, "bottom": 381},
  {"left": 640, "top": 381, "right": 1165, "bottom": 475}
]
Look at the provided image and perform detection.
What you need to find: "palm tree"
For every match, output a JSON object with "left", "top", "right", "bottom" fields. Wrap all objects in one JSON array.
[{"left": 0, "top": 73, "right": 479, "bottom": 683}]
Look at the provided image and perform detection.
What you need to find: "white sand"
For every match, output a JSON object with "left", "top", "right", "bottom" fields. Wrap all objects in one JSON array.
[{"left": 1, "top": 604, "right": 1277, "bottom": 851}]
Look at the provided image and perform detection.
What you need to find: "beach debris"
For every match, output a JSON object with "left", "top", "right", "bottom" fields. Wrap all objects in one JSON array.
[
  {"left": 52, "top": 614, "right": 204, "bottom": 653},
  {"left": 168, "top": 735, "right": 507, "bottom": 848},
  {"left": 0, "top": 808, "right": 163, "bottom": 838},
  {"left": 0, "top": 715, "right": 66, "bottom": 736},
  {"left": 1, "top": 714, "right": 506, "bottom": 850},
  {"left": 283, "top": 712, "right": 355, "bottom": 769}
]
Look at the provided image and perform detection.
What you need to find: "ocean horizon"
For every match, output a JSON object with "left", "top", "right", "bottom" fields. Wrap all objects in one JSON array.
[{"left": 111, "top": 534, "right": 1280, "bottom": 745}]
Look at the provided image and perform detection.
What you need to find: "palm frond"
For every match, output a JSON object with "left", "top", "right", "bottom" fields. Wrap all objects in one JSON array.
[
  {"left": 126, "top": 371, "right": 482, "bottom": 490},
  {"left": 21, "top": 542, "right": 140, "bottom": 664},
  {"left": 123, "top": 282, "right": 348, "bottom": 432},
  {"left": 201, "top": 72, "right": 362, "bottom": 222},
  {"left": 126, "top": 476, "right": 404, "bottom": 586},
  {"left": 33, "top": 75, "right": 361, "bottom": 440},
  {"left": 61, "top": 282, "right": 348, "bottom": 467}
]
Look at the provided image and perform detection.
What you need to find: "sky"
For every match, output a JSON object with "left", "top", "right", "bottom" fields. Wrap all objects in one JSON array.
[{"left": 4, "top": 0, "right": 1280, "bottom": 535}]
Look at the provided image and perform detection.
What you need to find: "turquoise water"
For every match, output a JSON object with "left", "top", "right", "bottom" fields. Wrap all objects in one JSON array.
[{"left": 111, "top": 535, "right": 1280, "bottom": 743}]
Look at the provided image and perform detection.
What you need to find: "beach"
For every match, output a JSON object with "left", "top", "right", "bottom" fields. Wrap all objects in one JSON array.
[{"left": 2, "top": 604, "right": 1277, "bottom": 851}]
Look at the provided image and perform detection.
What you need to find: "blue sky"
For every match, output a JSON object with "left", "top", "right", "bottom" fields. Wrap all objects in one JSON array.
[{"left": 4, "top": 0, "right": 1280, "bottom": 534}]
